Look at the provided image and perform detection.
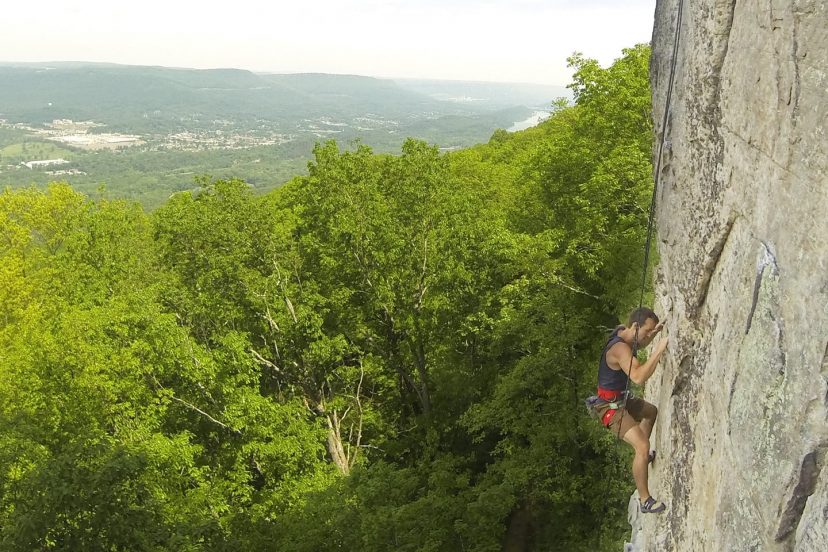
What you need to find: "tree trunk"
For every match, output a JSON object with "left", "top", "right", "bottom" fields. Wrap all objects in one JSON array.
[
  {"left": 409, "top": 336, "right": 431, "bottom": 415},
  {"left": 502, "top": 503, "right": 533, "bottom": 552},
  {"left": 326, "top": 411, "right": 350, "bottom": 475}
]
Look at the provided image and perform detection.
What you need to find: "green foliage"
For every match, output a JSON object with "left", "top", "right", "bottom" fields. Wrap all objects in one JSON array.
[{"left": 0, "top": 46, "right": 654, "bottom": 550}]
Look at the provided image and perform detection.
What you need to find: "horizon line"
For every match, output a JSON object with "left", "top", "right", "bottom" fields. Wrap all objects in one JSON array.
[{"left": 0, "top": 59, "right": 569, "bottom": 88}]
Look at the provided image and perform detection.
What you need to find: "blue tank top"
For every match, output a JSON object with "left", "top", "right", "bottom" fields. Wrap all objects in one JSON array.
[{"left": 597, "top": 327, "right": 629, "bottom": 391}]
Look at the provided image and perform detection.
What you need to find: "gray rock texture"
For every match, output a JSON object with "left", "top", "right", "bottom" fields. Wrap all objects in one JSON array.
[{"left": 640, "top": 0, "right": 828, "bottom": 550}]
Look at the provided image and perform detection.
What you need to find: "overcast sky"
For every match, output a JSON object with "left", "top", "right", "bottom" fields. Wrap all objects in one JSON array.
[{"left": 2, "top": 1, "right": 656, "bottom": 85}]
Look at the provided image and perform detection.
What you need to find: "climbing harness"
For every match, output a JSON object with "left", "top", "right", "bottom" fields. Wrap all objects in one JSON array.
[
  {"left": 584, "top": 388, "right": 633, "bottom": 423},
  {"left": 597, "top": 387, "right": 631, "bottom": 426}
]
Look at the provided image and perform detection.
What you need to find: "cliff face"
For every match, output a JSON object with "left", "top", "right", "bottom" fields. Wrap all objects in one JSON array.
[{"left": 642, "top": 0, "right": 828, "bottom": 550}]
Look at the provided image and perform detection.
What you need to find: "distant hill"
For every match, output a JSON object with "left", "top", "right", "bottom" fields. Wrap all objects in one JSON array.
[
  {"left": 394, "top": 79, "right": 569, "bottom": 109},
  {"left": 0, "top": 63, "right": 510, "bottom": 133},
  {"left": 0, "top": 62, "right": 557, "bottom": 207}
]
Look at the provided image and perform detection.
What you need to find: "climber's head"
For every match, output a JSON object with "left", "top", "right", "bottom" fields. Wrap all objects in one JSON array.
[{"left": 626, "top": 307, "right": 660, "bottom": 347}]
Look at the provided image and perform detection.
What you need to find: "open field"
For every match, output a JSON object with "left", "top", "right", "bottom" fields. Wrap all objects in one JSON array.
[{"left": 0, "top": 141, "right": 75, "bottom": 163}]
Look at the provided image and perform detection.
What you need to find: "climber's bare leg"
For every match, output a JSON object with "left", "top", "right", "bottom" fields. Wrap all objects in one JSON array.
[
  {"left": 638, "top": 401, "right": 658, "bottom": 440},
  {"left": 622, "top": 424, "right": 652, "bottom": 501},
  {"left": 639, "top": 415, "right": 655, "bottom": 440}
]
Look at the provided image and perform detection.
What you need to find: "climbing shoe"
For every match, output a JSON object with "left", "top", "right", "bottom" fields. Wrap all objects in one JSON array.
[{"left": 640, "top": 496, "right": 666, "bottom": 514}]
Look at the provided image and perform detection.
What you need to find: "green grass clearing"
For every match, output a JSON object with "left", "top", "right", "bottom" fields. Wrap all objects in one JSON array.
[{"left": 0, "top": 141, "right": 75, "bottom": 163}]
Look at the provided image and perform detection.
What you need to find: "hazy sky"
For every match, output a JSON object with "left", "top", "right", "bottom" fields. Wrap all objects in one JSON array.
[{"left": 2, "top": 1, "right": 656, "bottom": 85}]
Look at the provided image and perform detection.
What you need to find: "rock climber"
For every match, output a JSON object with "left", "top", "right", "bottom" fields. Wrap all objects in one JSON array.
[{"left": 593, "top": 307, "right": 668, "bottom": 514}]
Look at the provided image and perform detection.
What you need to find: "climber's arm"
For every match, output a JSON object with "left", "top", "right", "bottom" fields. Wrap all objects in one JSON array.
[{"left": 609, "top": 339, "right": 668, "bottom": 385}]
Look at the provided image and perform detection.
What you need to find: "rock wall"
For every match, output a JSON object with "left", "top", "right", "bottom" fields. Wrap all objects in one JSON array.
[{"left": 642, "top": 0, "right": 828, "bottom": 550}]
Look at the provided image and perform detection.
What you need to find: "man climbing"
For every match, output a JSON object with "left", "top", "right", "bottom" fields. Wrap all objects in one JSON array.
[{"left": 594, "top": 307, "right": 668, "bottom": 514}]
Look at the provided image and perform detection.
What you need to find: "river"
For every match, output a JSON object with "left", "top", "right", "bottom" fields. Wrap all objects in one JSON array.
[{"left": 507, "top": 110, "right": 551, "bottom": 132}]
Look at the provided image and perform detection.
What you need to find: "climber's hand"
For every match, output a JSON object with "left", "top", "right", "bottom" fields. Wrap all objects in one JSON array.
[
  {"left": 654, "top": 322, "right": 665, "bottom": 335},
  {"left": 654, "top": 337, "right": 668, "bottom": 355}
]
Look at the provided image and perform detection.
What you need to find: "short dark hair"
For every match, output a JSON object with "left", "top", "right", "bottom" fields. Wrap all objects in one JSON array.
[{"left": 628, "top": 307, "right": 658, "bottom": 327}]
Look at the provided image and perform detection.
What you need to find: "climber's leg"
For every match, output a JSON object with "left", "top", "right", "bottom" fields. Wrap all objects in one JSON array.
[
  {"left": 621, "top": 424, "right": 652, "bottom": 501},
  {"left": 623, "top": 397, "right": 658, "bottom": 439},
  {"left": 636, "top": 399, "right": 658, "bottom": 440}
]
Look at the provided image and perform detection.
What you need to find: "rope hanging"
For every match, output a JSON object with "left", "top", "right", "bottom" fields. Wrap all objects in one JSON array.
[{"left": 616, "top": 0, "right": 686, "bottom": 439}]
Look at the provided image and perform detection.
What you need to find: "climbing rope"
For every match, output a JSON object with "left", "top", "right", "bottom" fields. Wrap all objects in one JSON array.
[{"left": 615, "top": 0, "right": 685, "bottom": 439}]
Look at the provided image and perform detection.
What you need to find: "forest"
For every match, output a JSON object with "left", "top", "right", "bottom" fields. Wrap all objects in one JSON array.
[{"left": 0, "top": 45, "right": 653, "bottom": 551}]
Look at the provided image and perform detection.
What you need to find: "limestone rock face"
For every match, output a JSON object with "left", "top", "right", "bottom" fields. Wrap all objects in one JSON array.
[{"left": 642, "top": 0, "right": 828, "bottom": 550}]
